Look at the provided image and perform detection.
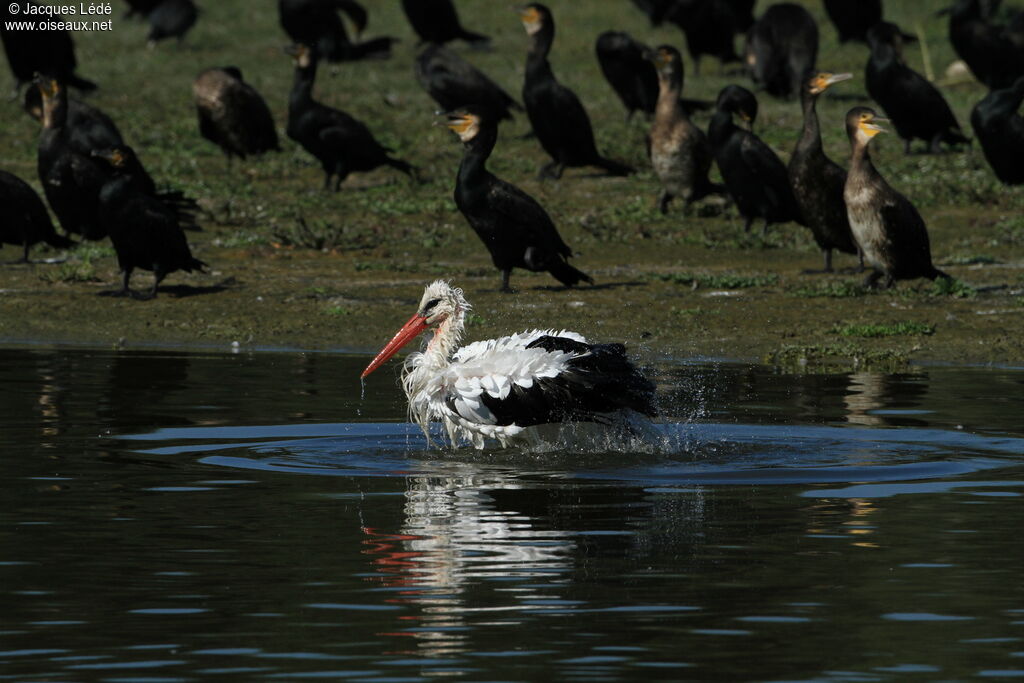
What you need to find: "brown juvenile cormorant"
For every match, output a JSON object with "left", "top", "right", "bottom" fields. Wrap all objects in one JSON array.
[
  {"left": 519, "top": 4, "right": 633, "bottom": 179},
  {"left": 1, "top": 1, "right": 96, "bottom": 94},
  {"left": 745, "top": 3, "right": 818, "bottom": 100},
  {"left": 0, "top": 170, "right": 74, "bottom": 263},
  {"left": 788, "top": 70, "right": 861, "bottom": 273},
  {"left": 843, "top": 107, "right": 949, "bottom": 289},
  {"left": 279, "top": 0, "right": 396, "bottom": 62},
  {"left": 193, "top": 67, "right": 280, "bottom": 161},
  {"left": 401, "top": 0, "right": 490, "bottom": 47},
  {"left": 35, "top": 76, "right": 109, "bottom": 240},
  {"left": 443, "top": 106, "right": 593, "bottom": 293},
  {"left": 866, "top": 22, "right": 970, "bottom": 154},
  {"left": 286, "top": 44, "right": 416, "bottom": 191},
  {"left": 23, "top": 86, "right": 124, "bottom": 155},
  {"left": 414, "top": 44, "right": 521, "bottom": 122},
  {"left": 971, "top": 76, "right": 1024, "bottom": 184},
  {"left": 948, "top": 0, "right": 1024, "bottom": 89},
  {"left": 646, "top": 45, "right": 720, "bottom": 214},
  {"left": 144, "top": 0, "right": 198, "bottom": 46},
  {"left": 92, "top": 146, "right": 207, "bottom": 299},
  {"left": 709, "top": 84, "right": 802, "bottom": 234}
]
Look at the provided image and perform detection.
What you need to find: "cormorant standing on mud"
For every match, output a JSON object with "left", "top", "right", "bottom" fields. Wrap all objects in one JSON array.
[
  {"left": 866, "top": 22, "right": 969, "bottom": 153},
  {"left": 971, "top": 76, "right": 1024, "bottom": 184},
  {"left": 843, "top": 107, "right": 949, "bottom": 289},
  {"left": 709, "top": 84, "right": 802, "bottom": 234},
  {"left": 647, "top": 45, "right": 720, "bottom": 214},
  {"left": 145, "top": 0, "right": 198, "bottom": 46},
  {"left": 442, "top": 106, "right": 593, "bottom": 293},
  {"left": 1, "top": 1, "right": 97, "bottom": 94},
  {"left": 788, "top": 70, "right": 861, "bottom": 273},
  {"left": 194, "top": 67, "right": 280, "bottom": 161},
  {"left": 415, "top": 44, "right": 520, "bottom": 122},
  {"left": 745, "top": 3, "right": 818, "bottom": 100},
  {"left": 101, "top": 144, "right": 200, "bottom": 232},
  {"left": 823, "top": 0, "right": 881, "bottom": 44},
  {"left": 35, "top": 76, "right": 108, "bottom": 240},
  {"left": 92, "top": 146, "right": 207, "bottom": 299},
  {"left": 401, "top": 0, "right": 489, "bottom": 47},
  {"left": 286, "top": 44, "right": 416, "bottom": 191},
  {"left": 519, "top": 4, "right": 633, "bottom": 179},
  {"left": 0, "top": 170, "right": 74, "bottom": 263},
  {"left": 279, "top": 0, "right": 396, "bottom": 62}
]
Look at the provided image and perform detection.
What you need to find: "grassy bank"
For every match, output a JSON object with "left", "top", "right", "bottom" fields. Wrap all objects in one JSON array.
[{"left": 1, "top": 0, "right": 1022, "bottom": 369}]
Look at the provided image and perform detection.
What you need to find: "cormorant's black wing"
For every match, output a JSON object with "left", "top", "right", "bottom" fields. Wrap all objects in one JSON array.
[{"left": 485, "top": 176, "right": 573, "bottom": 258}]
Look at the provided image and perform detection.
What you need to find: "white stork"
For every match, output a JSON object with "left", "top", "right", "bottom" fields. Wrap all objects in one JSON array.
[{"left": 360, "top": 280, "right": 658, "bottom": 449}]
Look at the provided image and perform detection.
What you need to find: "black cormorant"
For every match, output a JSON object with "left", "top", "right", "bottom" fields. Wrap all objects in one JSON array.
[
  {"left": 843, "top": 107, "right": 949, "bottom": 289},
  {"left": 1, "top": 1, "right": 96, "bottom": 94},
  {"left": 401, "top": 0, "right": 489, "bottom": 47},
  {"left": 788, "top": 70, "right": 861, "bottom": 273},
  {"left": 0, "top": 170, "right": 74, "bottom": 263},
  {"left": 92, "top": 146, "right": 207, "bottom": 299},
  {"left": 596, "top": 31, "right": 713, "bottom": 122},
  {"left": 279, "top": 0, "right": 396, "bottom": 62},
  {"left": 145, "top": 0, "right": 198, "bottom": 46},
  {"left": 286, "top": 44, "right": 416, "bottom": 191},
  {"left": 948, "top": 0, "right": 1024, "bottom": 89},
  {"left": 709, "top": 84, "right": 802, "bottom": 234},
  {"left": 596, "top": 31, "right": 658, "bottom": 121},
  {"left": 519, "top": 4, "right": 633, "bottom": 179},
  {"left": 971, "top": 76, "right": 1024, "bottom": 184},
  {"left": 866, "top": 22, "right": 970, "bottom": 153},
  {"left": 745, "top": 3, "right": 818, "bottom": 100},
  {"left": 23, "top": 86, "right": 124, "bottom": 155},
  {"left": 654, "top": 0, "right": 746, "bottom": 75},
  {"left": 100, "top": 144, "right": 200, "bottom": 232},
  {"left": 194, "top": 67, "right": 280, "bottom": 161},
  {"left": 35, "top": 76, "right": 108, "bottom": 240},
  {"left": 414, "top": 44, "right": 520, "bottom": 122},
  {"left": 823, "top": 0, "right": 881, "bottom": 44},
  {"left": 124, "top": 0, "right": 162, "bottom": 19},
  {"left": 646, "top": 45, "right": 720, "bottom": 214},
  {"left": 443, "top": 106, "right": 593, "bottom": 292}
]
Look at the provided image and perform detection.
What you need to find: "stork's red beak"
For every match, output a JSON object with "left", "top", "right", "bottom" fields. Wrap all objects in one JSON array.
[{"left": 360, "top": 314, "right": 429, "bottom": 378}]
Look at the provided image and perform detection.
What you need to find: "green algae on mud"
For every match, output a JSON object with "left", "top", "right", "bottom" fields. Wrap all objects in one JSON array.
[{"left": 1, "top": 0, "right": 1023, "bottom": 368}]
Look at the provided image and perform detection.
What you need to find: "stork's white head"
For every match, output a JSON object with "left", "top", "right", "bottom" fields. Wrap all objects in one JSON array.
[
  {"left": 361, "top": 281, "right": 471, "bottom": 378},
  {"left": 417, "top": 280, "right": 469, "bottom": 326}
]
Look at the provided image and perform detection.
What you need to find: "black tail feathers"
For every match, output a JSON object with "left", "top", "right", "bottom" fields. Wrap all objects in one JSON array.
[
  {"left": 596, "top": 156, "right": 634, "bottom": 177},
  {"left": 548, "top": 258, "right": 594, "bottom": 288}
]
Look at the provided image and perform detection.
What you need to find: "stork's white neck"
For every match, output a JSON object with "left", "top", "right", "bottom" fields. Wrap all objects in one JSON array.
[{"left": 416, "top": 306, "right": 467, "bottom": 373}]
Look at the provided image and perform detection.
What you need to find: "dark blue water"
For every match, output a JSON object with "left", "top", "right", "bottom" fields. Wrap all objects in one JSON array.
[{"left": 2, "top": 348, "right": 1023, "bottom": 681}]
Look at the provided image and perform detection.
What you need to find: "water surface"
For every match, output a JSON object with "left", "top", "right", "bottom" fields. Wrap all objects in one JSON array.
[{"left": 2, "top": 348, "right": 1022, "bottom": 681}]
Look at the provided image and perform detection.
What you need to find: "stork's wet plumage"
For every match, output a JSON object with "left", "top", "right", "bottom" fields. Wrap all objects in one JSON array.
[{"left": 361, "top": 281, "right": 657, "bottom": 449}]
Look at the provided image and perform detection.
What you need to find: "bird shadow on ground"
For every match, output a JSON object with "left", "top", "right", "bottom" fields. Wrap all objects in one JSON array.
[
  {"left": 535, "top": 280, "right": 649, "bottom": 292},
  {"left": 158, "top": 283, "right": 232, "bottom": 298},
  {"left": 95, "top": 283, "right": 230, "bottom": 300}
]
